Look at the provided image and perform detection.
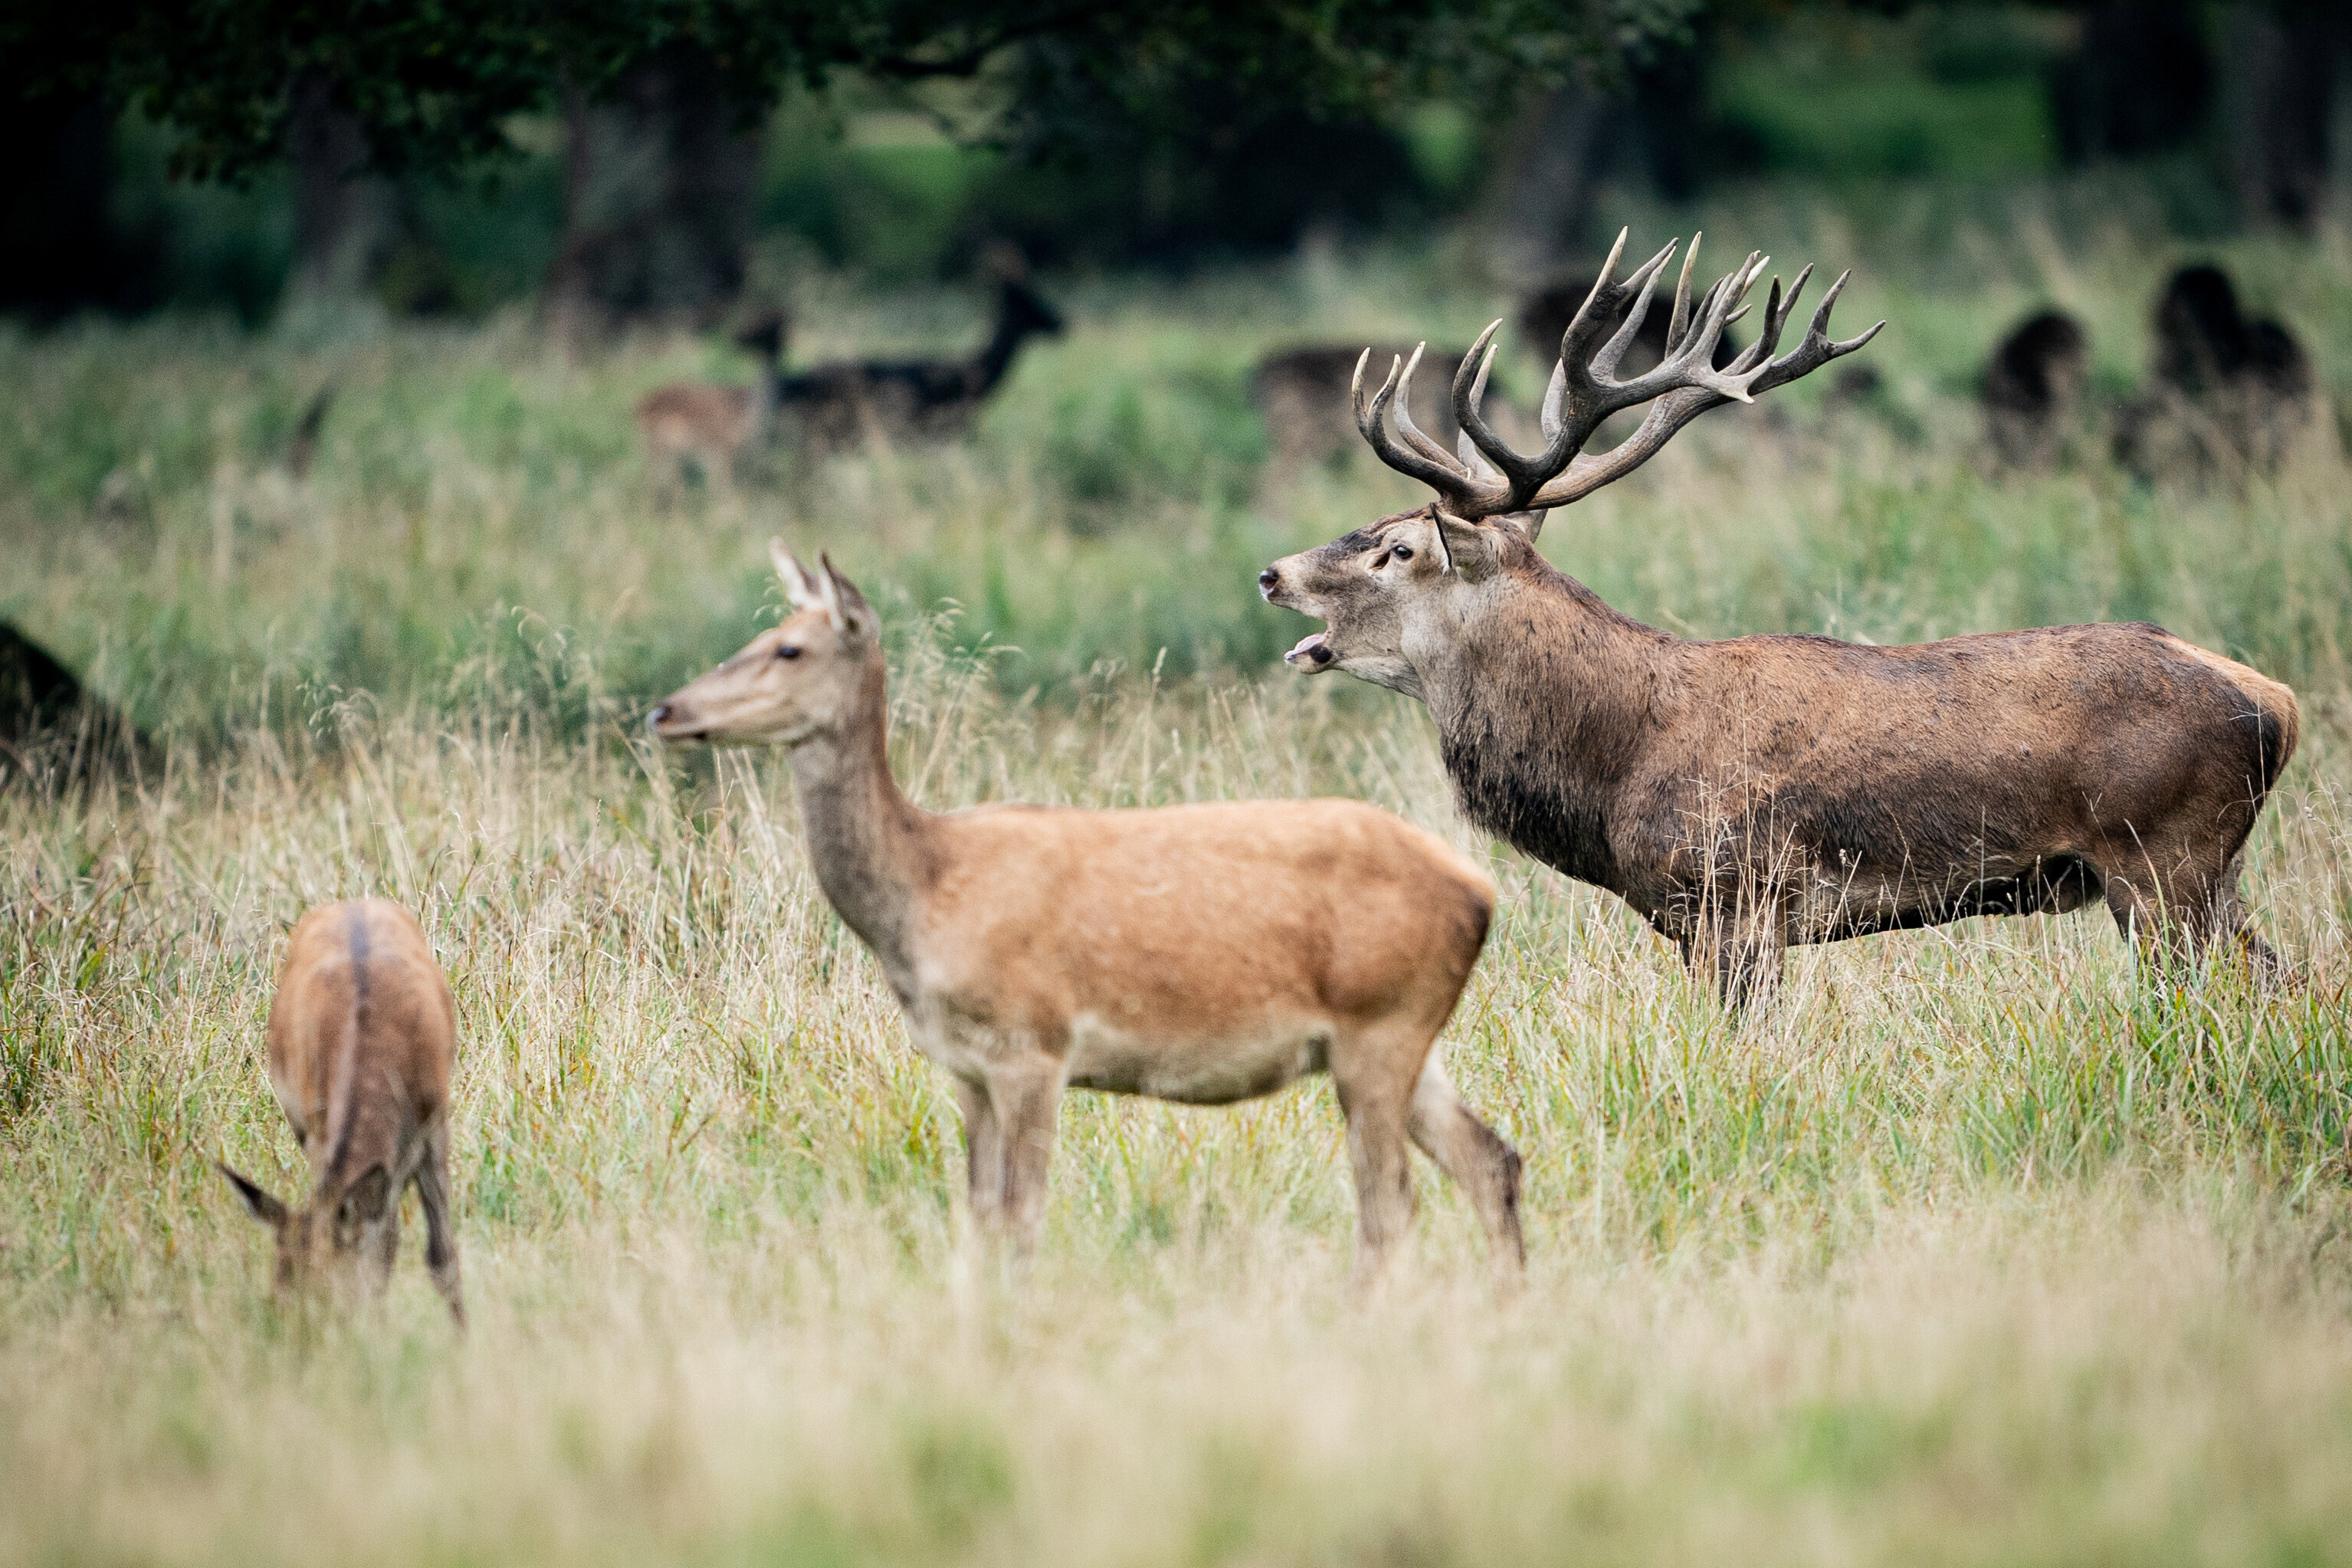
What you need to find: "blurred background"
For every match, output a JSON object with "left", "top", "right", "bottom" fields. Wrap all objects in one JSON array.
[{"left": 4, "top": 0, "right": 2349, "bottom": 746}]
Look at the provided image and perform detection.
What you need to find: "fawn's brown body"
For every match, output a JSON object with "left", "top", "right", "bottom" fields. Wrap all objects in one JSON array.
[{"left": 221, "top": 899, "right": 464, "bottom": 1323}]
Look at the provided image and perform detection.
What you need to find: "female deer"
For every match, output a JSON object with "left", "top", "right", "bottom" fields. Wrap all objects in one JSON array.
[{"left": 649, "top": 547, "right": 1522, "bottom": 1282}]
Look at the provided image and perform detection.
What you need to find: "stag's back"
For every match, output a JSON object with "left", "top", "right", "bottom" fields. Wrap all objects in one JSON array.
[{"left": 268, "top": 900, "right": 455, "bottom": 1177}]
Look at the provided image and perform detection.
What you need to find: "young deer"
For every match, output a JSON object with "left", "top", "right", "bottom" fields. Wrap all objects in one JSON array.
[
  {"left": 649, "top": 546, "right": 1521, "bottom": 1283},
  {"left": 219, "top": 899, "right": 465, "bottom": 1324},
  {"left": 635, "top": 312, "right": 788, "bottom": 488},
  {"left": 1260, "top": 231, "right": 2298, "bottom": 1004}
]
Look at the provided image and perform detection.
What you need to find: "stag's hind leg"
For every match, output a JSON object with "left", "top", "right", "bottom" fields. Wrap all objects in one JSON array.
[
  {"left": 2102, "top": 838, "right": 2279, "bottom": 985},
  {"left": 1406, "top": 1058, "right": 1524, "bottom": 1277}
]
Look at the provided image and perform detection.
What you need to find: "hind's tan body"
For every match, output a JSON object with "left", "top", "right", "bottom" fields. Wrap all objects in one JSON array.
[{"left": 650, "top": 548, "right": 1522, "bottom": 1281}]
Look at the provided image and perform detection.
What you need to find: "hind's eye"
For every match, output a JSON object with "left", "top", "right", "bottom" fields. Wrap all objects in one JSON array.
[
  {"left": 775, "top": 645, "right": 801, "bottom": 661},
  {"left": 1392, "top": 545, "right": 1414, "bottom": 561}
]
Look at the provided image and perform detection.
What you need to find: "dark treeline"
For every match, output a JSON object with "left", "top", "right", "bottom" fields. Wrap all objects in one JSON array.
[{"left": 2, "top": 2, "right": 2344, "bottom": 330}]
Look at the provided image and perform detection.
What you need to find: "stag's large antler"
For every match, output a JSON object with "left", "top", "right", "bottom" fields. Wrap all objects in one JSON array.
[{"left": 1350, "top": 230, "right": 1884, "bottom": 520}]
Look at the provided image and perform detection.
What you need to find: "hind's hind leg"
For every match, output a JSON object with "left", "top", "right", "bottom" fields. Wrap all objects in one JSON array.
[{"left": 1406, "top": 1058, "right": 1524, "bottom": 1279}]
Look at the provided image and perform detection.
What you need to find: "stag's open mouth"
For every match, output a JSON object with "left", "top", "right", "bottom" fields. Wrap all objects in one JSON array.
[{"left": 1285, "top": 631, "right": 1335, "bottom": 669}]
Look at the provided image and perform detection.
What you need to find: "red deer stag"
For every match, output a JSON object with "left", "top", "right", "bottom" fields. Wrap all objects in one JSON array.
[
  {"left": 1258, "top": 231, "right": 2298, "bottom": 1004},
  {"left": 650, "top": 546, "right": 1520, "bottom": 1283},
  {"left": 218, "top": 900, "right": 466, "bottom": 1324}
]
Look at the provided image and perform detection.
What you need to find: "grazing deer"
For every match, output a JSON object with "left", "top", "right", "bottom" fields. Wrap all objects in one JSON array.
[
  {"left": 1252, "top": 344, "right": 1475, "bottom": 473},
  {"left": 776, "top": 277, "right": 1064, "bottom": 452},
  {"left": 1258, "top": 231, "right": 2298, "bottom": 1004},
  {"left": 635, "top": 312, "right": 789, "bottom": 488},
  {"left": 649, "top": 546, "right": 1521, "bottom": 1282},
  {"left": 1981, "top": 310, "right": 2089, "bottom": 468},
  {"left": 219, "top": 900, "right": 465, "bottom": 1324}
]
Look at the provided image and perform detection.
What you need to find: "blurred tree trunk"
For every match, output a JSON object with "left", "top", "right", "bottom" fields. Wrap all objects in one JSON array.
[
  {"left": 1485, "top": 79, "right": 1612, "bottom": 284},
  {"left": 2221, "top": 3, "right": 2341, "bottom": 230},
  {"left": 545, "top": 44, "right": 760, "bottom": 336},
  {"left": 0, "top": 95, "right": 145, "bottom": 317},
  {"left": 287, "top": 68, "right": 398, "bottom": 299},
  {"left": 2045, "top": 2, "right": 2213, "bottom": 165}
]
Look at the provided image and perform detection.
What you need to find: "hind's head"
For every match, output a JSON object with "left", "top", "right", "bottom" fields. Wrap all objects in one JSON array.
[
  {"left": 647, "top": 543, "right": 878, "bottom": 749},
  {"left": 219, "top": 1160, "right": 397, "bottom": 1303}
]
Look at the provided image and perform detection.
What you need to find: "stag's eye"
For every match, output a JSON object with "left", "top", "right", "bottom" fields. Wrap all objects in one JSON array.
[
  {"left": 1391, "top": 545, "right": 1414, "bottom": 562},
  {"left": 774, "top": 645, "right": 802, "bottom": 661}
]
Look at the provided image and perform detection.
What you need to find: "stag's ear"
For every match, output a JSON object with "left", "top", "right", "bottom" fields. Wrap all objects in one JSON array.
[
  {"left": 1515, "top": 509, "right": 1549, "bottom": 543},
  {"left": 218, "top": 1163, "right": 289, "bottom": 1230},
  {"left": 771, "top": 539, "right": 841, "bottom": 628},
  {"left": 1433, "top": 513, "right": 1502, "bottom": 576},
  {"left": 817, "top": 553, "right": 873, "bottom": 640}
]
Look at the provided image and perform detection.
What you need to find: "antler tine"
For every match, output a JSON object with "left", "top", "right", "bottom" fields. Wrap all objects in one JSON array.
[
  {"left": 1455, "top": 346, "right": 1504, "bottom": 480},
  {"left": 1665, "top": 232, "right": 1701, "bottom": 353},
  {"left": 1592, "top": 248, "right": 1671, "bottom": 383},
  {"left": 1750, "top": 268, "right": 1886, "bottom": 395},
  {"left": 1557, "top": 227, "right": 1633, "bottom": 364},
  {"left": 1353, "top": 346, "right": 1492, "bottom": 505},
  {"left": 1539, "top": 358, "right": 1566, "bottom": 443},
  {"left": 1452, "top": 320, "right": 1536, "bottom": 493},
  {"left": 1389, "top": 343, "right": 1465, "bottom": 472}
]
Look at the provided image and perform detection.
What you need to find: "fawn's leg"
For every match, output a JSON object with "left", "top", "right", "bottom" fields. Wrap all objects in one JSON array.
[
  {"left": 415, "top": 1120, "right": 466, "bottom": 1329},
  {"left": 1407, "top": 1057, "right": 1525, "bottom": 1278}
]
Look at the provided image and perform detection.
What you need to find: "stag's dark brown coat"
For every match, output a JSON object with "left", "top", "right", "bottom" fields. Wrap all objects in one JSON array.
[{"left": 1261, "top": 231, "right": 2298, "bottom": 1001}]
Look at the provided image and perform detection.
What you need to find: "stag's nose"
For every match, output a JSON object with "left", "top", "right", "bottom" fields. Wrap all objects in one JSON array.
[
  {"left": 1258, "top": 567, "right": 1281, "bottom": 595},
  {"left": 646, "top": 704, "right": 671, "bottom": 731}
]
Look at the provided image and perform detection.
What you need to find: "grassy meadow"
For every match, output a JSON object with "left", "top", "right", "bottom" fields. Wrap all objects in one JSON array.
[{"left": 5, "top": 202, "right": 2352, "bottom": 1565}]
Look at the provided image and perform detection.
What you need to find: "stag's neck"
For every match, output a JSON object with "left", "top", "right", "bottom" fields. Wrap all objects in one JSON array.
[
  {"left": 785, "top": 660, "right": 933, "bottom": 996},
  {"left": 1416, "top": 560, "right": 1676, "bottom": 893}
]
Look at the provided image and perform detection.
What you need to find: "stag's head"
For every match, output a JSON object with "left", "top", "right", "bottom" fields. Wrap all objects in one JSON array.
[
  {"left": 1259, "top": 231, "right": 1881, "bottom": 690},
  {"left": 219, "top": 1160, "right": 397, "bottom": 1302},
  {"left": 647, "top": 543, "right": 877, "bottom": 747}
]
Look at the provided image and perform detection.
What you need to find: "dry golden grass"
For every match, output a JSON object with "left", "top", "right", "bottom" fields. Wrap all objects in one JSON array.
[{"left": 5, "top": 223, "right": 2352, "bottom": 1563}]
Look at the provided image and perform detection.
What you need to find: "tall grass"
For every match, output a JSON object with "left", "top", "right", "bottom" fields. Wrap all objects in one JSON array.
[{"left": 4, "top": 216, "right": 2351, "bottom": 1564}]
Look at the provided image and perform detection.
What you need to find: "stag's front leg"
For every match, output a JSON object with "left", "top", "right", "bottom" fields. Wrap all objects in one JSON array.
[{"left": 1683, "top": 907, "right": 1786, "bottom": 1009}]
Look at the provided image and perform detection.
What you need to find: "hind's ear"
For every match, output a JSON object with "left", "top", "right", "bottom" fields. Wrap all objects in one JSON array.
[
  {"left": 218, "top": 1163, "right": 289, "bottom": 1229},
  {"left": 817, "top": 553, "right": 874, "bottom": 639},
  {"left": 342, "top": 1165, "right": 393, "bottom": 1225}
]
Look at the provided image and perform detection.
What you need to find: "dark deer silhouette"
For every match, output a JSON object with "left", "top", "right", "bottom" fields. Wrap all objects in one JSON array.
[
  {"left": 1981, "top": 310, "right": 2089, "bottom": 468},
  {"left": 777, "top": 277, "right": 1064, "bottom": 452},
  {"left": 2117, "top": 264, "right": 2314, "bottom": 477},
  {"left": 1258, "top": 231, "right": 2298, "bottom": 1004}
]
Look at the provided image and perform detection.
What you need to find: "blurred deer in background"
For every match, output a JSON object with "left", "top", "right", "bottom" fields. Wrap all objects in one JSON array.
[
  {"left": 1260, "top": 231, "right": 2298, "bottom": 1005},
  {"left": 650, "top": 546, "right": 1521, "bottom": 1284},
  {"left": 1981, "top": 309, "right": 2089, "bottom": 468},
  {"left": 776, "top": 261, "right": 1064, "bottom": 452},
  {"left": 636, "top": 311, "right": 788, "bottom": 491},
  {"left": 2116, "top": 264, "right": 2314, "bottom": 479},
  {"left": 219, "top": 900, "right": 466, "bottom": 1324},
  {"left": 1252, "top": 343, "right": 1475, "bottom": 472}
]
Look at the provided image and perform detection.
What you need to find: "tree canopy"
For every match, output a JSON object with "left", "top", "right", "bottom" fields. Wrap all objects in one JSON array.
[{"left": 6, "top": 0, "right": 1705, "bottom": 182}]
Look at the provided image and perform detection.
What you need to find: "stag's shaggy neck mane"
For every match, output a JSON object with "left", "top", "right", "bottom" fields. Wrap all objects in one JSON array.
[
  {"left": 783, "top": 653, "right": 933, "bottom": 997},
  {"left": 1421, "top": 536, "right": 1672, "bottom": 898}
]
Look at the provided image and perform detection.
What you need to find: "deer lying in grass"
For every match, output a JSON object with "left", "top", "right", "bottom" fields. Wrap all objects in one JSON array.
[
  {"left": 636, "top": 312, "right": 788, "bottom": 489},
  {"left": 649, "top": 546, "right": 1521, "bottom": 1282},
  {"left": 1259, "top": 231, "right": 2299, "bottom": 1004},
  {"left": 219, "top": 900, "right": 465, "bottom": 1324}
]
